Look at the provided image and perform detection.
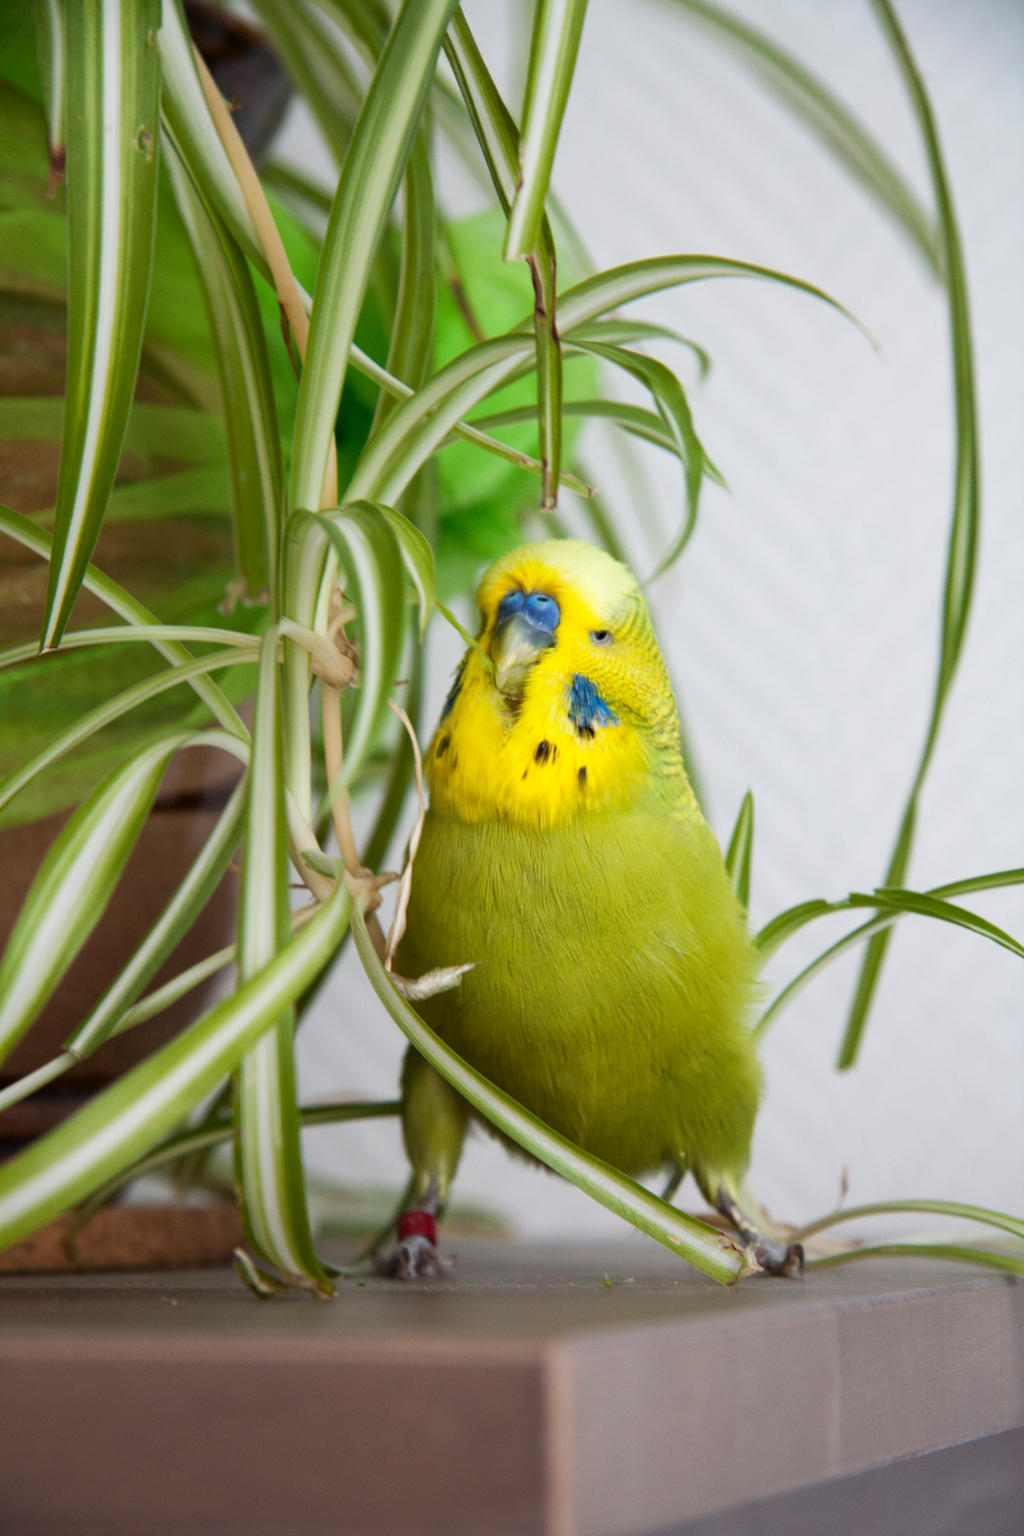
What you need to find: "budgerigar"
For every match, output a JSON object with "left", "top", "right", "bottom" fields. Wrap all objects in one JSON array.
[{"left": 390, "top": 539, "right": 800, "bottom": 1278}]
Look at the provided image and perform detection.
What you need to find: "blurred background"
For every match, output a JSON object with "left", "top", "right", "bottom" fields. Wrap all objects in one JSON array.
[{"left": 278, "top": 0, "right": 1023, "bottom": 1239}]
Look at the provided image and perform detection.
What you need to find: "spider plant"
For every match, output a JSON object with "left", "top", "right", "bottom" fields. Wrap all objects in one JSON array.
[{"left": 0, "top": 0, "right": 1019, "bottom": 1293}]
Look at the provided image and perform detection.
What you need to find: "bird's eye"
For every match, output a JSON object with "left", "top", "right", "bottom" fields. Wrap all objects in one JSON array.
[{"left": 590, "top": 629, "right": 613, "bottom": 646}]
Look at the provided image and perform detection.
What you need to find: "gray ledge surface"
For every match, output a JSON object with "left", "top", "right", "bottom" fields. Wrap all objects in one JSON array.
[{"left": 1, "top": 1239, "right": 1022, "bottom": 1535}]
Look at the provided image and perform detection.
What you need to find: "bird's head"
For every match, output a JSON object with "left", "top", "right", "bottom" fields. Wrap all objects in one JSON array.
[
  {"left": 428, "top": 541, "right": 691, "bottom": 825},
  {"left": 476, "top": 539, "right": 666, "bottom": 725}
]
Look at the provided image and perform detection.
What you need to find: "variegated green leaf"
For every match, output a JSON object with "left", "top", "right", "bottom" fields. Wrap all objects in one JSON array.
[
  {"left": 757, "top": 866, "right": 1024, "bottom": 963},
  {"left": 359, "top": 473, "right": 436, "bottom": 876},
  {"left": 369, "top": 502, "right": 436, "bottom": 635},
  {"left": 71, "top": 1099, "right": 401, "bottom": 1224},
  {"left": 399, "top": 391, "right": 593, "bottom": 495},
  {"left": 756, "top": 870, "right": 1024, "bottom": 1037},
  {"left": 0, "top": 731, "right": 192, "bottom": 1067},
  {"left": 0, "top": 1056, "right": 75, "bottom": 1120},
  {"left": 166, "top": 145, "right": 283, "bottom": 606},
  {"left": 115, "top": 944, "right": 236, "bottom": 1034},
  {"left": 289, "top": 0, "right": 459, "bottom": 516},
  {"left": 34, "top": 0, "right": 67, "bottom": 182},
  {"left": 159, "top": 6, "right": 571, "bottom": 506},
  {"left": 43, "top": 0, "right": 162, "bottom": 647},
  {"left": 157, "top": 0, "right": 268, "bottom": 279},
  {"left": 252, "top": 0, "right": 364, "bottom": 166},
  {"left": 725, "top": 790, "right": 754, "bottom": 912},
  {"left": 281, "top": 0, "right": 454, "bottom": 809},
  {"left": 839, "top": 0, "right": 980, "bottom": 1068},
  {"left": 68, "top": 783, "right": 247, "bottom": 1057},
  {"left": 571, "top": 338, "right": 706, "bottom": 574},
  {"left": 0, "top": 623, "right": 258, "bottom": 675},
  {"left": 444, "top": 14, "right": 521, "bottom": 207},
  {"left": 362, "top": 643, "right": 424, "bottom": 874},
  {"left": 671, "top": 0, "right": 941, "bottom": 276},
  {"left": 444, "top": 11, "right": 564, "bottom": 508},
  {"left": 348, "top": 332, "right": 537, "bottom": 505},
  {"left": 557, "top": 254, "right": 868, "bottom": 338},
  {"left": 794, "top": 1197, "right": 1024, "bottom": 1247},
  {"left": 503, "top": 0, "right": 588, "bottom": 262},
  {"left": 0, "top": 876, "right": 352, "bottom": 1254},
  {"left": 235, "top": 632, "right": 332, "bottom": 1290},
  {"left": 370, "top": 133, "right": 436, "bottom": 433},
  {"left": 160, "top": 3, "right": 503, "bottom": 480},
  {"left": 98, "top": 464, "right": 229, "bottom": 522},
  {"left": 161, "top": 0, "right": 481, "bottom": 451},
  {"left": 350, "top": 905, "right": 745, "bottom": 1285},
  {"left": 754, "top": 897, "right": 838, "bottom": 960},
  {"left": 569, "top": 318, "right": 712, "bottom": 375},
  {"left": 807, "top": 1244, "right": 1024, "bottom": 1278},
  {"left": 1, "top": 503, "right": 248, "bottom": 738},
  {"left": 261, "top": 161, "right": 333, "bottom": 229},
  {"left": 288, "top": 505, "right": 407, "bottom": 801},
  {"left": 308, "top": 0, "right": 390, "bottom": 64},
  {"left": 347, "top": 254, "right": 861, "bottom": 507},
  {"left": 0, "top": 397, "right": 224, "bottom": 466},
  {"left": 0, "top": 645, "right": 256, "bottom": 820},
  {"left": 473, "top": 398, "right": 724, "bottom": 486}
]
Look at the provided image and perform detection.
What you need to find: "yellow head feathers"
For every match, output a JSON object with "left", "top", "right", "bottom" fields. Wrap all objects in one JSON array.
[
  {"left": 428, "top": 540, "right": 695, "bottom": 828},
  {"left": 477, "top": 538, "right": 641, "bottom": 635}
]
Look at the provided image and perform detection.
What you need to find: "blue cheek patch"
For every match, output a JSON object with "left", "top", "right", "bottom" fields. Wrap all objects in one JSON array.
[{"left": 568, "top": 673, "right": 619, "bottom": 737}]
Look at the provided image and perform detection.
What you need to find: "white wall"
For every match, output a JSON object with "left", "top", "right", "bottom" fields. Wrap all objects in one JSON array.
[{"left": 285, "top": 0, "right": 1024, "bottom": 1240}]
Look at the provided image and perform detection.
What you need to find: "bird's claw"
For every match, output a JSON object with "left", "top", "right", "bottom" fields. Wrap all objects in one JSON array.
[
  {"left": 712, "top": 1186, "right": 804, "bottom": 1279},
  {"left": 754, "top": 1238, "right": 804, "bottom": 1278},
  {"left": 401, "top": 1233, "right": 455, "bottom": 1280},
  {"left": 374, "top": 1233, "right": 455, "bottom": 1281}
]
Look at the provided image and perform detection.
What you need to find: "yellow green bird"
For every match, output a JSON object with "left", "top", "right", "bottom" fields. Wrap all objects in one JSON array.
[{"left": 391, "top": 538, "right": 800, "bottom": 1278}]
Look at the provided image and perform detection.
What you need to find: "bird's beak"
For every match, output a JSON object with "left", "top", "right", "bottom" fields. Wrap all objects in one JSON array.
[{"left": 492, "top": 611, "right": 556, "bottom": 696}]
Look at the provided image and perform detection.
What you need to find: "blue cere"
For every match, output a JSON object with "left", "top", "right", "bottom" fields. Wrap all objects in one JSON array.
[
  {"left": 523, "top": 591, "right": 560, "bottom": 633},
  {"left": 568, "top": 673, "right": 619, "bottom": 735},
  {"left": 496, "top": 589, "right": 560, "bottom": 634},
  {"left": 496, "top": 589, "right": 526, "bottom": 625}
]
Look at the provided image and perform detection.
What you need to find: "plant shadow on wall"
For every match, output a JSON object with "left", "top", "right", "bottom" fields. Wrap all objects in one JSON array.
[{"left": 0, "top": 0, "right": 1020, "bottom": 1293}]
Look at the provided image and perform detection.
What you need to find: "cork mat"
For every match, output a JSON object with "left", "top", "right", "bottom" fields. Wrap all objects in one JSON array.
[{"left": 0, "top": 1204, "right": 243, "bottom": 1274}]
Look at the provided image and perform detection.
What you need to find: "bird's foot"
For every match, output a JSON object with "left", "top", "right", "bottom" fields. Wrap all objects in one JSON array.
[
  {"left": 753, "top": 1236, "right": 805, "bottom": 1278},
  {"left": 712, "top": 1185, "right": 804, "bottom": 1279},
  {"left": 398, "top": 1232, "right": 455, "bottom": 1280},
  {"left": 374, "top": 1208, "right": 455, "bottom": 1281}
]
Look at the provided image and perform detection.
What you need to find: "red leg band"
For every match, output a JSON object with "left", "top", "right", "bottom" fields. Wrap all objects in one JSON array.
[{"left": 397, "top": 1210, "right": 437, "bottom": 1245}]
